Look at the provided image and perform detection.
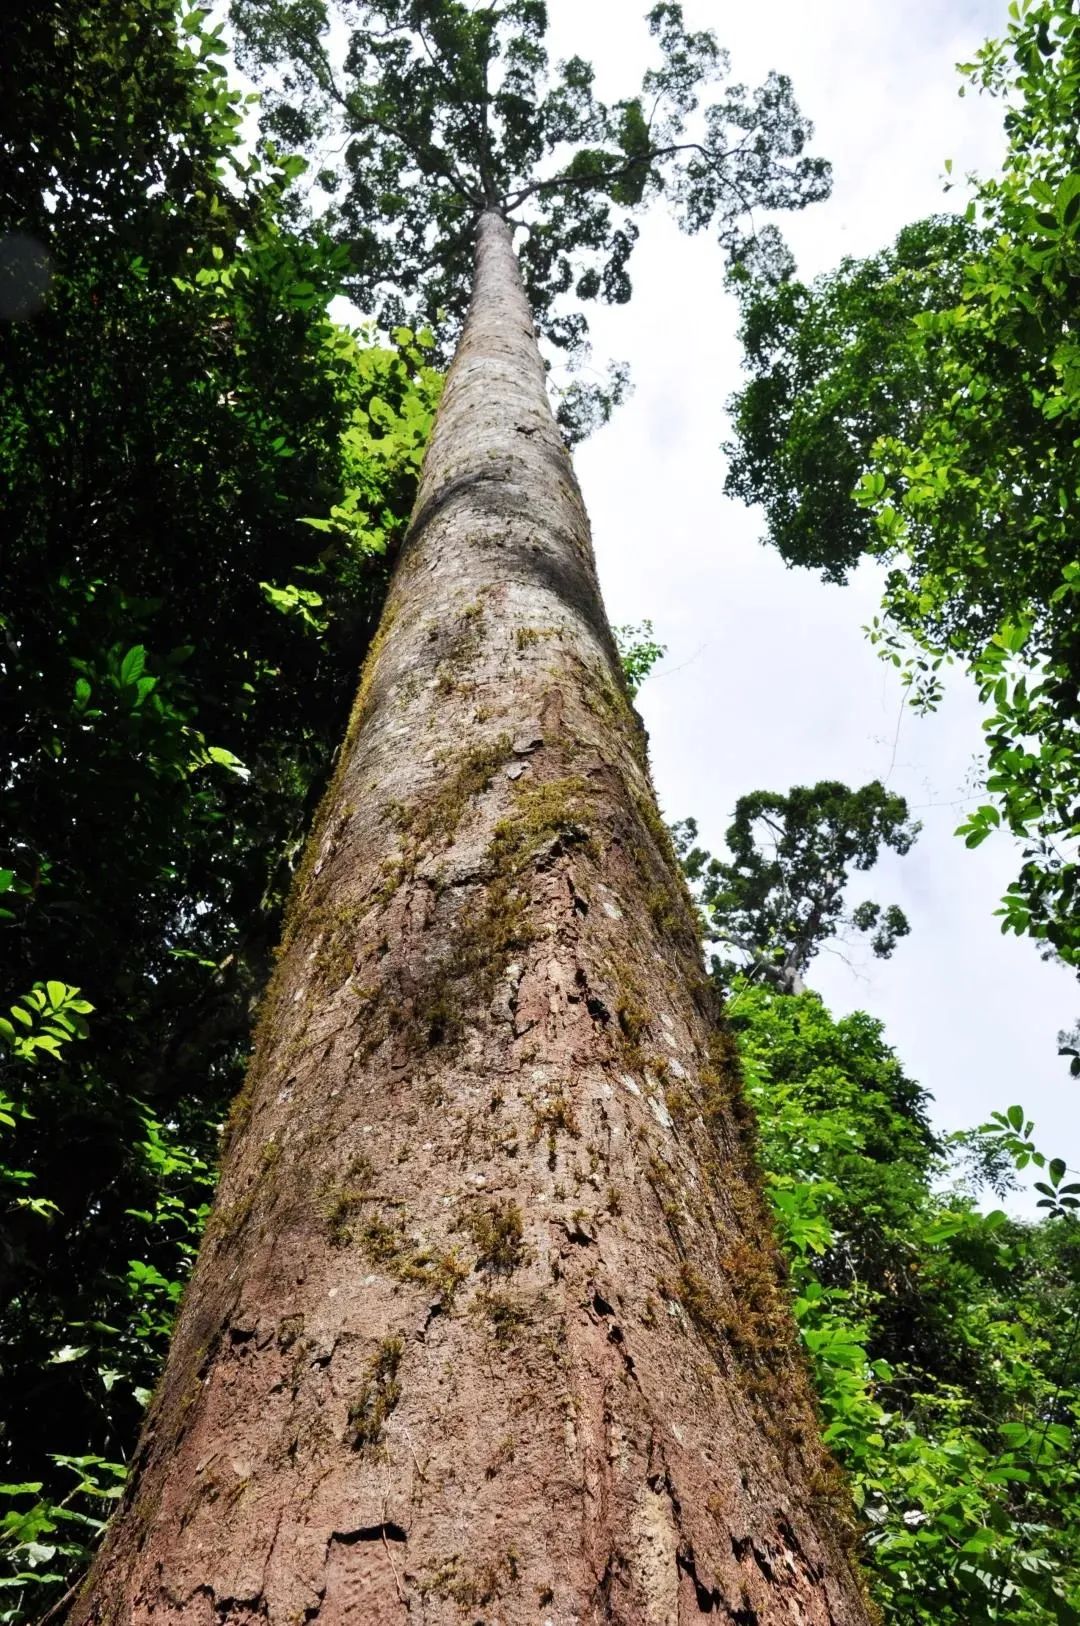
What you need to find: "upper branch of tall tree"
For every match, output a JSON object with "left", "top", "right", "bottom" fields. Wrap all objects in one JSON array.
[
  {"left": 674, "top": 781, "right": 920, "bottom": 994},
  {"left": 231, "top": 0, "right": 830, "bottom": 433}
]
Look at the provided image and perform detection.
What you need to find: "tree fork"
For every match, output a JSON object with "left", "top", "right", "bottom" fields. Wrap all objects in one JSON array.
[{"left": 71, "top": 212, "right": 874, "bottom": 1626}]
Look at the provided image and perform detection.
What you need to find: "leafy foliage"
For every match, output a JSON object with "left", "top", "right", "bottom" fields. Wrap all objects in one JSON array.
[
  {"left": 613, "top": 619, "right": 667, "bottom": 697},
  {"left": 735, "top": 982, "right": 1080, "bottom": 1626},
  {"left": 724, "top": 212, "right": 981, "bottom": 584},
  {"left": 673, "top": 781, "right": 918, "bottom": 992},
  {"left": 230, "top": 0, "right": 830, "bottom": 436},
  {"left": 676, "top": 774, "right": 1080, "bottom": 1620},
  {"left": 0, "top": 1, "right": 436, "bottom": 1612},
  {"left": 724, "top": 0, "right": 1080, "bottom": 1016}
]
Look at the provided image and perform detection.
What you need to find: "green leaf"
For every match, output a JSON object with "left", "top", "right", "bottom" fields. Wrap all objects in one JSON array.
[
  {"left": 119, "top": 645, "right": 147, "bottom": 686},
  {"left": 206, "top": 745, "right": 250, "bottom": 781},
  {"left": 1057, "top": 172, "right": 1080, "bottom": 228}
]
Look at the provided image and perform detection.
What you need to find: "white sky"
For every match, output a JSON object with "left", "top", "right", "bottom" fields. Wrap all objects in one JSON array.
[{"left": 544, "top": 0, "right": 1078, "bottom": 1212}]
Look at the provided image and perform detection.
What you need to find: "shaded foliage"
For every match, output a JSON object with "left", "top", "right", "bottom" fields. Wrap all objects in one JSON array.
[
  {"left": 0, "top": 1, "right": 436, "bottom": 1609},
  {"left": 736, "top": 982, "right": 1080, "bottom": 1626}
]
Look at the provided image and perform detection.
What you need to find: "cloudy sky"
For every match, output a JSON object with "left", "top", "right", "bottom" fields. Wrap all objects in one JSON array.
[{"left": 541, "top": 0, "right": 1078, "bottom": 1211}]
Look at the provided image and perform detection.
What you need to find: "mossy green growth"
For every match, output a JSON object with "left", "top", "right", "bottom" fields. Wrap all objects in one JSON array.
[
  {"left": 395, "top": 734, "right": 510, "bottom": 855},
  {"left": 360, "top": 1212, "right": 468, "bottom": 1302},
  {"left": 488, "top": 776, "right": 596, "bottom": 872},
  {"left": 475, "top": 1289, "right": 532, "bottom": 1346},
  {"left": 310, "top": 900, "right": 367, "bottom": 991},
  {"left": 467, "top": 1200, "right": 525, "bottom": 1271},
  {"left": 614, "top": 975, "right": 649, "bottom": 1045},
  {"left": 669, "top": 1236, "right": 796, "bottom": 1408},
  {"left": 629, "top": 785, "right": 705, "bottom": 963},
  {"left": 277, "top": 1313, "right": 305, "bottom": 1352},
  {"left": 531, "top": 1093, "right": 579, "bottom": 1169},
  {"left": 220, "top": 1071, "right": 257, "bottom": 1155},
  {"left": 410, "top": 775, "right": 596, "bottom": 1050},
  {"left": 432, "top": 598, "right": 485, "bottom": 684},
  {"left": 323, "top": 1153, "right": 379, "bottom": 1245},
  {"left": 579, "top": 656, "right": 649, "bottom": 768},
  {"left": 346, "top": 1336, "right": 404, "bottom": 1451},
  {"left": 419, "top": 1550, "right": 520, "bottom": 1610},
  {"left": 324, "top": 1190, "right": 370, "bottom": 1247},
  {"left": 203, "top": 1183, "right": 256, "bottom": 1247},
  {"left": 696, "top": 1030, "right": 761, "bottom": 1158},
  {"left": 514, "top": 624, "right": 561, "bottom": 653}
]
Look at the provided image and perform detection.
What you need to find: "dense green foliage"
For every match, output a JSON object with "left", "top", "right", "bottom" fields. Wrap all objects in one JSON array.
[
  {"left": 0, "top": 1, "right": 436, "bottom": 1608},
  {"left": 673, "top": 781, "right": 918, "bottom": 993},
  {"left": 725, "top": 0, "right": 1080, "bottom": 1015},
  {"left": 229, "top": 0, "right": 830, "bottom": 435},
  {"left": 668, "top": 777, "right": 1080, "bottom": 1623},
  {"left": 737, "top": 984, "right": 1080, "bottom": 1626}
]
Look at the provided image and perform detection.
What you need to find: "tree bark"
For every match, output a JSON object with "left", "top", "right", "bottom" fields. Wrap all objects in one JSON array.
[{"left": 71, "top": 211, "right": 875, "bottom": 1626}]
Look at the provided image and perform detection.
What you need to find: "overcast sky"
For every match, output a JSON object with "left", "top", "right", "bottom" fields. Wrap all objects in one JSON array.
[{"left": 541, "top": 0, "right": 1078, "bottom": 1212}]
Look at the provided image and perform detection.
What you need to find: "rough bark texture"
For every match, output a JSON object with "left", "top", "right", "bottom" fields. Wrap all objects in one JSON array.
[{"left": 72, "top": 213, "right": 875, "bottom": 1626}]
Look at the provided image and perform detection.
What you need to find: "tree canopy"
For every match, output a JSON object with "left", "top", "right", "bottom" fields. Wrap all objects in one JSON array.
[{"left": 230, "top": 0, "right": 830, "bottom": 432}]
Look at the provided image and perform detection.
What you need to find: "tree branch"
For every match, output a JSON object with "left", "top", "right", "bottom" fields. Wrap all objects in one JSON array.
[{"left": 504, "top": 138, "right": 740, "bottom": 213}]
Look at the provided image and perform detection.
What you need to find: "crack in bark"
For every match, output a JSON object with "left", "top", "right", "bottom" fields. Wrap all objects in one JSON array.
[
  {"left": 331, "top": 1521, "right": 408, "bottom": 1545},
  {"left": 187, "top": 1584, "right": 268, "bottom": 1622},
  {"left": 678, "top": 1545, "right": 722, "bottom": 1614}
]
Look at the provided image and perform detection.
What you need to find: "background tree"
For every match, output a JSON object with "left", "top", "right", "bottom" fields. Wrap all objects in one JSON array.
[
  {"left": 0, "top": 1, "right": 436, "bottom": 1609},
  {"left": 673, "top": 781, "right": 919, "bottom": 994},
  {"left": 723, "top": 0, "right": 1080, "bottom": 1043}
]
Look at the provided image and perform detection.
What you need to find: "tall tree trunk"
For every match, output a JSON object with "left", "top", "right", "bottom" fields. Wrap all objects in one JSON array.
[{"left": 72, "top": 212, "right": 874, "bottom": 1626}]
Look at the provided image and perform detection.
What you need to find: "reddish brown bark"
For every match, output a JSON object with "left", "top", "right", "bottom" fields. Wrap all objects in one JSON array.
[{"left": 71, "top": 212, "right": 875, "bottom": 1626}]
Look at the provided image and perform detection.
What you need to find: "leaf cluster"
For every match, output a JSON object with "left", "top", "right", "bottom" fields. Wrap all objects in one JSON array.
[
  {"left": 736, "top": 981, "right": 1080, "bottom": 1626},
  {"left": 230, "top": 0, "right": 830, "bottom": 436}
]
